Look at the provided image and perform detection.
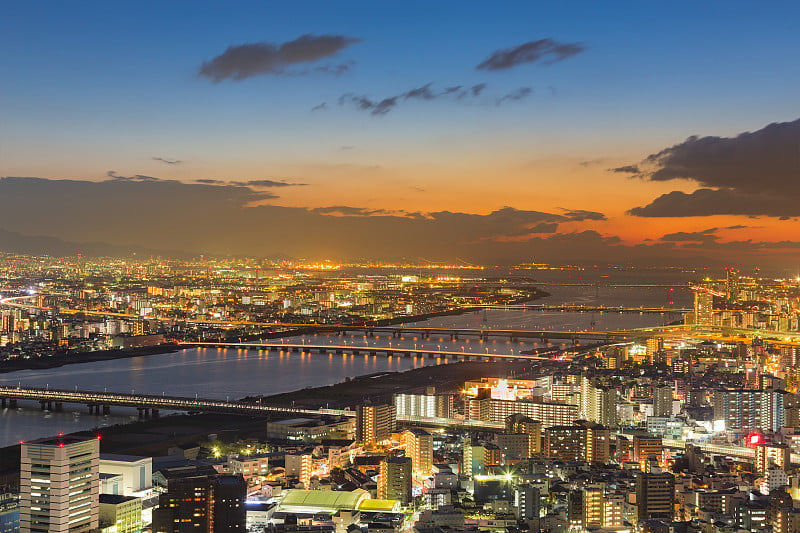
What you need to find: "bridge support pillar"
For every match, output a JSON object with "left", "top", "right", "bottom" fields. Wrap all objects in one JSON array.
[
  {"left": 103, "top": 405, "right": 110, "bottom": 415},
  {"left": 8, "top": 399, "right": 16, "bottom": 408},
  {"left": 367, "top": 330, "right": 374, "bottom": 337},
  {"left": 1, "top": 398, "right": 5, "bottom": 408},
  {"left": 40, "top": 401, "right": 47, "bottom": 411},
  {"left": 54, "top": 402, "right": 63, "bottom": 412},
  {"left": 152, "top": 409, "right": 159, "bottom": 418}
]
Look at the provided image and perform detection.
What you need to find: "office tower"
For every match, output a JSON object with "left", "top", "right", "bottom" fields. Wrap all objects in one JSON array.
[
  {"left": 726, "top": 267, "right": 740, "bottom": 301},
  {"left": 285, "top": 453, "right": 313, "bottom": 486},
  {"left": 544, "top": 421, "right": 610, "bottom": 463},
  {"left": 403, "top": 428, "right": 433, "bottom": 475},
  {"left": 653, "top": 385, "right": 674, "bottom": 417},
  {"left": 635, "top": 471, "right": 675, "bottom": 521},
  {"left": 505, "top": 414, "right": 542, "bottom": 455},
  {"left": 633, "top": 434, "right": 663, "bottom": 465},
  {"left": 713, "top": 389, "right": 787, "bottom": 432},
  {"left": 20, "top": 435, "right": 100, "bottom": 533},
  {"left": 355, "top": 403, "right": 396, "bottom": 446},
  {"left": 99, "top": 495, "right": 142, "bottom": 533},
  {"left": 694, "top": 290, "right": 714, "bottom": 326},
  {"left": 378, "top": 457, "right": 412, "bottom": 505},
  {"left": 152, "top": 465, "right": 246, "bottom": 532},
  {"left": 755, "top": 443, "right": 791, "bottom": 475}
]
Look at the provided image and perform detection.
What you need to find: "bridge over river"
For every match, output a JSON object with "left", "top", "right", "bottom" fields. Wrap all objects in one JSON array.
[{"left": 0, "top": 386, "right": 504, "bottom": 430}]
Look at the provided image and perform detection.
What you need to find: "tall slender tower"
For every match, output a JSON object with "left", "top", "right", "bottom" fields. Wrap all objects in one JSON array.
[{"left": 20, "top": 435, "right": 100, "bottom": 533}]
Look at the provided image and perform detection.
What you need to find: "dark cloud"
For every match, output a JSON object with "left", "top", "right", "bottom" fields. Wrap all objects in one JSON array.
[
  {"left": 627, "top": 118, "right": 800, "bottom": 217},
  {"left": 5, "top": 177, "right": 797, "bottom": 266},
  {"left": 199, "top": 34, "right": 361, "bottom": 82},
  {"left": 232, "top": 179, "right": 306, "bottom": 188},
  {"left": 560, "top": 209, "right": 607, "bottom": 221},
  {"left": 107, "top": 171, "right": 162, "bottom": 182},
  {"left": 628, "top": 188, "right": 800, "bottom": 218},
  {"left": 476, "top": 38, "right": 586, "bottom": 71},
  {"left": 660, "top": 228, "right": 719, "bottom": 243},
  {"left": 608, "top": 165, "right": 640, "bottom": 174},
  {"left": 195, "top": 179, "right": 225, "bottom": 185},
  {"left": 335, "top": 83, "right": 529, "bottom": 116},
  {"left": 311, "top": 103, "right": 328, "bottom": 112},
  {"left": 152, "top": 157, "right": 182, "bottom": 165},
  {"left": 639, "top": 118, "right": 800, "bottom": 194}
]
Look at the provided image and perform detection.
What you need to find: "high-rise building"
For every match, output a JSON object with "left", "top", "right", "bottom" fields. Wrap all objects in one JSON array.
[
  {"left": 505, "top": 414, "right": 542, "bottom": 456},
  {"left": 713, "top": 389, "right": 787, "bottom": 432},
  {"left": 544, "top": 421, "right": 610, "bottom": 463},
  {"left": 515, "top": 485, "right": 540, "bottom": 521},
  {"left": 393, "top": 392, "right": 454, "bottom": 419},
  {"left": 694, "top": 290, "right": 714, "bottom": 326},
  {"left": 285, "top": 453, "right": 313, "bottom": 486},
  {"left": 582, "top": 488, "right": 603, "bottom": 529},
  {"left": 581, "top": 377, "right": 617, "bottom": 427},
  {"left": 635, "top": 471, "right": 675, "bottom": 521},
  {"left": 403, "top": 428, "right": 433, "bottom": 475},
  {"left": 466, "top": 397, "right": 578, "bottom": 426},
  {"left": 356, "top": 404, "right": 396, "bottom": 446},
  {"left": 20, "top": 435, "right": 100, "bottom": 533},
  {"left": 378, "top": 457, "right": 412, "bottom": 505},
  {"left": 633, "top": 434, "right": 663, "bottom": 465},
  {"left": 653, "top": 385, "right": 674, "bottom": 417},
  {"left": 152, "top": 465, "right": 246, "bottom": 532},
  {"left": 755, "top": 443, "right": 791, "bottom": 475}
]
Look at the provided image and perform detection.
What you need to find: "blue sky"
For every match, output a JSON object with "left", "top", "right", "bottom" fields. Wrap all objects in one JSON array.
[{"left": 1, "top": 1, "right": 799, "bottom": 263}]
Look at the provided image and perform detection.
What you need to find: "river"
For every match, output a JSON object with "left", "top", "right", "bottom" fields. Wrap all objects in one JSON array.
[{"left": 0, "top": 271, "right": 694, "bottom": 447}]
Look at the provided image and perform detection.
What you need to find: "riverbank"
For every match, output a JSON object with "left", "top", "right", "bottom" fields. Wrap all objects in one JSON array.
[
  {"left": 0, "top": 358, "right": 543, "bottom": 485},
  {"left": 0, "top": 344, "right": 180, "bottom": 374}
]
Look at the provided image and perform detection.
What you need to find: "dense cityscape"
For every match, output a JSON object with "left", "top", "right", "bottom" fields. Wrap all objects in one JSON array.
[
  {"left": 4, "top": 2, "right": 800, "bottom": 532},
  {"left": 3, "top": 259, "right": 800, "bottom": 533}
]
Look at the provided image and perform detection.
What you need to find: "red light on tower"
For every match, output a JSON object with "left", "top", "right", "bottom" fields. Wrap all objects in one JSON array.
[
  {"left": 96, "top": 435, "right": 102, "bottom": 440},
  {"left": 58, "top": 432, "right": 63, "bottom": 437}
]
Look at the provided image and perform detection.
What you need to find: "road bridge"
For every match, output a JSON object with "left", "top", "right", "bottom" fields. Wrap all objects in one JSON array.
[
  {"left": 0, "top": 386, "right": 506, "bottom": 431},
  {"left": 318, "top": 326, "right": 635, "bottom": 344},
  {"left": 180, "top": 342, "right": 571, "bottom": 361},
  {"left": 0, "top": 385, "right": 351, "bottom": 419}
]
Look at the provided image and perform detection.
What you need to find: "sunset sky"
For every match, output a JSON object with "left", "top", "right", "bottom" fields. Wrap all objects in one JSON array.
[{"left": 1, "top": 1, "right": 799, "bottom": 266}]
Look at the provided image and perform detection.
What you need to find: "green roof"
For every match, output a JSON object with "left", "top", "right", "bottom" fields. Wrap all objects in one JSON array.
[{"left": 279, "top": 489, "right": 369, "bottom": 512}]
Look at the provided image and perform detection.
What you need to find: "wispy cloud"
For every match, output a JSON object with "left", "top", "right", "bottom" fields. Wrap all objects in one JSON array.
[
  {"left": 477, "top": 38, "right": 586, "bottom": 71},
  {"left": 335, "top": 82, "right": 531, "bottom": 116},
  {"left": 152, "top": 157, "right": 182, "bottom": 165}
]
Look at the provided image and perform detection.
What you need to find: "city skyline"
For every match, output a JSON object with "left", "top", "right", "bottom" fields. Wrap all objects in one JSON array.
[{"left": 2, "top": 2, "right": 799, "bottom": 265}]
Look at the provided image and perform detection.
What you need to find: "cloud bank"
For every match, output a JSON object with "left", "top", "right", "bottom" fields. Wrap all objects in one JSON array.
[{"left": 624, "top": 117, "right": 800, "bottom": 217}]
